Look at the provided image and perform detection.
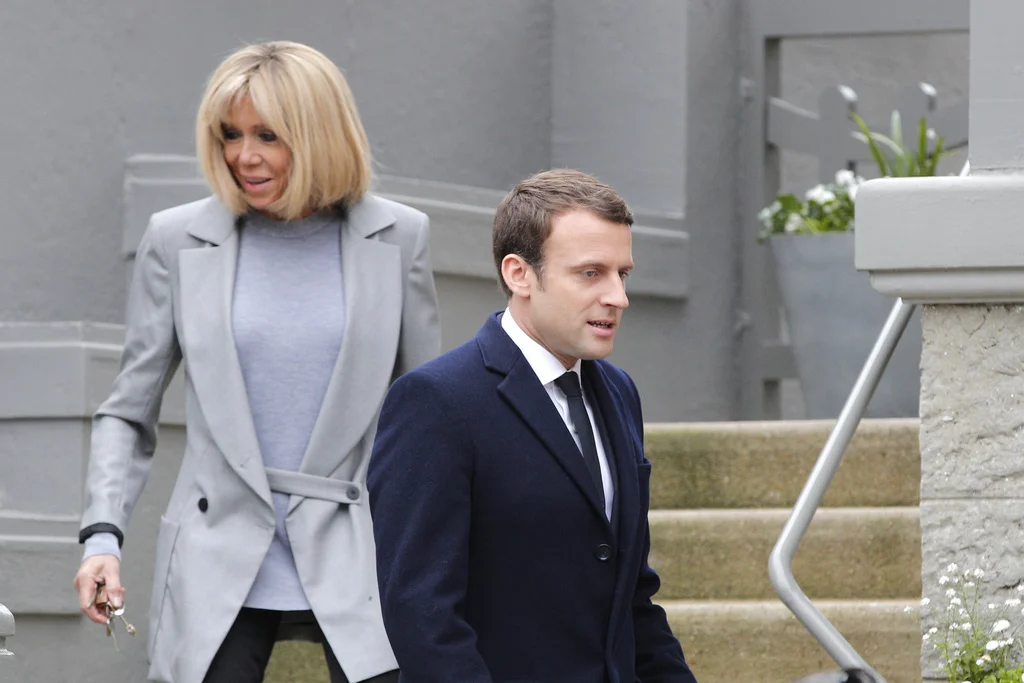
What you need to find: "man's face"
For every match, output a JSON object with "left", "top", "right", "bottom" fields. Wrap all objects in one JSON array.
[{"left": 513, "top": 209, "right": 633, "bottom": 368}]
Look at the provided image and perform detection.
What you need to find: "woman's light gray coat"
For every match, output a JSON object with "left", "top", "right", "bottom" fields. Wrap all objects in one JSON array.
[{"left": 79, "top": 194, "right": 441, "bottom": 683}]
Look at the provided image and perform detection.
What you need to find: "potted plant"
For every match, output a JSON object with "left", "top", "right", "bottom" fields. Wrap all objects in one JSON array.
[{"left": 758, "top": 112, "right": 947, "bottom": 420}]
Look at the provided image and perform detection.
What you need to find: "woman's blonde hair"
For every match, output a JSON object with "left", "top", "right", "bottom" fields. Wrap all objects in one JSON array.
[{"left": 196, "top": 41, "right": 373, "bottom": 219}]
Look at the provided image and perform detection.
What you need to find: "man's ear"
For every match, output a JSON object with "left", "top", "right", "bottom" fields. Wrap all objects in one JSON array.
[{"left": 501, "top": 254, "right": 533, "bottom": 299}]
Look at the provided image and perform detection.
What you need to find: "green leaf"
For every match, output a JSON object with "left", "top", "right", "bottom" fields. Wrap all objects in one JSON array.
[
  {"left": 850, "top": 112, "right": 892, "bottom": 177},
  {"left": 916, "top": 117, "right": 928, "bottom": 173}
]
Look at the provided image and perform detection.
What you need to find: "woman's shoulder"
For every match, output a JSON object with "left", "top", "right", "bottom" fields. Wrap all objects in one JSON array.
[
  {"left": 358, "top": 193, "right": 428, "bottom": 232},
  {"left": 144, "top": 196, "right": 234, "bottom": 248}
]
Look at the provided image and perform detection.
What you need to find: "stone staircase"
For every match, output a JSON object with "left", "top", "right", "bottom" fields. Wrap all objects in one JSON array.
[
  {"left": 266, "top": 418, "right": 923, "bottom": 683},
  {"left": 646, "top": 418, "right": 921, "bottom": 683}
]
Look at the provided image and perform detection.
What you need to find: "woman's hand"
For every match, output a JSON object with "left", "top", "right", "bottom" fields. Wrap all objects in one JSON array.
[{"left": 74, "top": 555, "right": 124, "bottom": 625}]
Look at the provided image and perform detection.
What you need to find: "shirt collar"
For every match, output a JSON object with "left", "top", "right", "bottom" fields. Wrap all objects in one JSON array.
[{"left": 500, "top": 307, "right": 581, "bottom": 386}]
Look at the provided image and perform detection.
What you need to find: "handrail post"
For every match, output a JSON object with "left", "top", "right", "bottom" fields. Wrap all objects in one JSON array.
[{"left": 0, "top": 602, "right": 14, "bottom": 659}]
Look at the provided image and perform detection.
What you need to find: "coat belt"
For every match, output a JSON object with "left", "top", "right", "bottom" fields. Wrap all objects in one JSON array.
[{"left": 264, "top": 468, "right": 363, "bottom": 505}]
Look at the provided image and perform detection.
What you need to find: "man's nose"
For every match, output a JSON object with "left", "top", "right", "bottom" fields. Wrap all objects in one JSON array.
[{"left": 603, "top": 277, "right": 629, "bottom": 310}]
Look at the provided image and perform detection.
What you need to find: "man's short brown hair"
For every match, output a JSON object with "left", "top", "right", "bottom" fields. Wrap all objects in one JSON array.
[{"left": 492, "top": 169, "right": 633, "bottom": 297}]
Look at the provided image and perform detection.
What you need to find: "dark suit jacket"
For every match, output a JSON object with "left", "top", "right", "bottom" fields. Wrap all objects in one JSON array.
[{"left": 367, "top": 312, "right": 697, "bottom": 683}]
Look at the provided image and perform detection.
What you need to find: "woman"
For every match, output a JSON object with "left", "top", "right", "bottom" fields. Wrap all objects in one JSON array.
[{"left": 72, "top": 41, "right": 440, "bottom": 683}]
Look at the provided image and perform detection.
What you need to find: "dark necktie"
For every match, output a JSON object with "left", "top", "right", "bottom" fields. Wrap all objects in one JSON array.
[{"left": 554, "top": 371, "right": 605, "bottom": 509}]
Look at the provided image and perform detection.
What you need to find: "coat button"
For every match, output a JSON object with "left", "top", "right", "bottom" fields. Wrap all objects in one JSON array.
[
  {"left": 346, "top": 486, "right": 359, "bottom": 501},
  {"left": 198, "top": 497, "right": 209, "bottom": 513},
  {"left": 595, "top": 544, "right": 612, "bottom": 562}
]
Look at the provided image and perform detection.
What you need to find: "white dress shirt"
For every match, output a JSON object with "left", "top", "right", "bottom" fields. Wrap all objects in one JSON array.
[{"left": 501, "top": 308, "right": 615, "bottom": 520}]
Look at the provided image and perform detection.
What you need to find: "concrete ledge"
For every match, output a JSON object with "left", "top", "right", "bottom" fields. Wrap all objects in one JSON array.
[
  {"left": 645, "top": 418, "right": 920, "bottom": 509},
  {"left": 856, "top": 175, "right": 1024, "bottom": 303},
  {"left": 0, "top": 322, "right": 184, "bottom": 424},
  {"left": 664, "top": 600, "right": 919, "bottom": 683},
  {"left": 0, "top": 536, "right": 82, "bottom": 615},
  {"left": 649, "top": 507, "right": 921, "bottom": 600},
  {"left": 123, "top": 155, "right": 690, "bottom": 300}
]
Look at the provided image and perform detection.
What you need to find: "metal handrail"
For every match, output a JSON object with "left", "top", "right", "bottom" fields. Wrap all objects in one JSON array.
[
  {"left": 768, "top": 299, "right": 915, "bottom": 682},
  {"left": 769, "top": 160, "right": 970, "bottom": 682}
]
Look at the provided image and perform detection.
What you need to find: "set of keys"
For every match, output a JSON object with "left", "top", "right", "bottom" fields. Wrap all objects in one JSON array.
[{"left": 89, "top": 580, "right": 137, "bottom": 649}]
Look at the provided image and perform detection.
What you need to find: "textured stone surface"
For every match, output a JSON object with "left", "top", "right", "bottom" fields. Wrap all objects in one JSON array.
[
  {"left": 920, "top": 306, "right": 1024, "bottom": 499},
  {"left": 645, "top": 418, "right": 920, "bottom": 509},
  {"left": 919, "top": 305, "right": 1024, "bottom": 678},
  {"left": 666, "top": 600, "right": 920, "bottom": 683},
  {"left": 649, "top": 508, "right": 920, "bottom": 600}
]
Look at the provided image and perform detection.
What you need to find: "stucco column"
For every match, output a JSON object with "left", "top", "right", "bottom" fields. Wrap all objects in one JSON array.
[{"left": 856, "top": 3, "right": 1024, "bottom": 679}]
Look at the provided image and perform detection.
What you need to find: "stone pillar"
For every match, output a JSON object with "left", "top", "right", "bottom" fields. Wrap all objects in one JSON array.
[{"left": 856, "top": 3, "right": 1024, "bottom": 679}]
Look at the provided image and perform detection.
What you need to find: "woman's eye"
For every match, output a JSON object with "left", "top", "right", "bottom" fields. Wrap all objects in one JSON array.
[
  {"left": 221, "top": 126, "right": 240, "bottom": 141},
  {"left": 258, "top": 131, "right": 278, "bottom": 143}
]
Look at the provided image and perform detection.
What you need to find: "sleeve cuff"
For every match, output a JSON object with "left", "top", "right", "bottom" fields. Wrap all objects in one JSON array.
[{"left": 82, "top": 532, "right": 122, "bottom": 561}]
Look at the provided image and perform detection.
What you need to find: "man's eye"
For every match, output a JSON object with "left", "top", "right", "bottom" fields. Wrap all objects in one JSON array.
[
  {"left": 582, "top": 270, "right": 598, "bottom": 278},
  {"left": 619, "top": 271, "right": 631, "bottom": 280}
]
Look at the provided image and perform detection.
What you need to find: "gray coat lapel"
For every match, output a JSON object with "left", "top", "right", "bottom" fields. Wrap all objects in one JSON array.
[
  {"left": 294, "top": 196, "right": 403, "bottom": 491},
  {"left": 178, "top": 203, "right": 272, "bottom": 507}
]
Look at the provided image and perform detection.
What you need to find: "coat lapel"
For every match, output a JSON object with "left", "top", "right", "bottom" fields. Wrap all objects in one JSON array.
[
  {"left": 584, "top": 361, "right": 645, "bottom": 650},
  {"left": 584, "top": 361, "right": 641, "bottom": 557},
  {"left": 293, "top": 196, "right": 402, "bottom": 494},
  {"left": 480, "top": 315, "right": 609, "bottom": 524},
  {"left": 178, "top": 201, "right": 272, "bottom": 506}
]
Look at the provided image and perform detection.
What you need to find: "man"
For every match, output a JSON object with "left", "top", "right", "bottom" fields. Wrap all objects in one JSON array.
[{"left": 367, "top": 169, "right": 698, "bottom": 683}]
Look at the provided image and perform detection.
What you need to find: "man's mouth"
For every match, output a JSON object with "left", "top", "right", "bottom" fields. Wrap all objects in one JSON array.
[{"left": 589, "top": 321, "right": 615, "bottom": 329}]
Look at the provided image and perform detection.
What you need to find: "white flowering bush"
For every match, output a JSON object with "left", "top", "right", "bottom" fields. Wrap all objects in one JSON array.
[
  {"left": 757, "top": 170, "right": 862, "bottom": 239},
  {"left": 909, "top": 563, "right": 1024, "bottom": 683}
]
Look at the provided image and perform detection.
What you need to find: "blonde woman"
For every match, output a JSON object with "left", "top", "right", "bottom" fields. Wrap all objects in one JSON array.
[{"left": 72, "top": 41, "right": 439, "bottom": 683}]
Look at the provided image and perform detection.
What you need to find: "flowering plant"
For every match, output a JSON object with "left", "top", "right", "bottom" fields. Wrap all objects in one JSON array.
[
  {"left": 757, "top": 170, "right": 863, "bottom": 239},
  {"left": 910, "top": 563, "right": 1024, "bottom": 683},
  {"left": 758, "top": 111, "right": 946, "bottom": 239}
]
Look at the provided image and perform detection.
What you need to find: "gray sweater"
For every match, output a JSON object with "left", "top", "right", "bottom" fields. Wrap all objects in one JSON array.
[{"left": 85, "top": 209, "right": 345, "bottom": 613}]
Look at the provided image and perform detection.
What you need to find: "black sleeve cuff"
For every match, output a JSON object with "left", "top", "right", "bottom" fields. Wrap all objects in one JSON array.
[{"left": 79, "top": 523, "right": 125, "bottom": 547}]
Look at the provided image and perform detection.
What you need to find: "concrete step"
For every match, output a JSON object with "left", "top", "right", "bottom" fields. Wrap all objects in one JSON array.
[
  {"left": 645, "top": 418, "right": 920, "bottom": 509},
  {"left": 649, "top": 507, "right": 920, "bottom": 600},
  {"left": 665, "top": 599, "right": 920, "bottom": 683},
  {"left": 266, "top": 600, "right": 921, "bottom": 683}
]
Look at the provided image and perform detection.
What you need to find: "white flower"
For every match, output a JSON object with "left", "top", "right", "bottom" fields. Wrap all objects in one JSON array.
[
  {"left": 903, "top": 606, "right": 913, "bottom": 614},
  {"left": 947, "top": 563, "right": 959, "bottom": 573},
  {"left": 950, "top": 597, "right": 962, "bottom": 606},
  {"left": 965, "top": 581, "right": 975, "bottom": 587},
  {"left": 946, "top": 589, "right": 956, "bottom": 598},
  {"left": 959, "top": 608, "right": 968, "bottom": 616},
  {"left": 961, "top": 622, "right": 972, "bottom": 631},
  {"left": 847, "top": 184, "right": 859, "bottom": 201},
  {"left": 1006, "top": 598, "right": 1021, "bottom": 607},
  {"left": 784, "top": 214, "right": 803, "bottom": 234},
  {"left": 920, "top": 597, "right": 931, "bottom": 606},
  {"left": 939, "top": 576, "right": 950, "bottom": 585},
  {"left": 758, "top": 201, "right": 781, "bottom": 228},
  {"left": 926, "top": 128, "right": 937, "bottom": 141},
  {"left": 993, "top": 619, "right": 1011, "bottom": 633},
  {"left": 805, "top": 185, "right": 837, "bottom": 204},
  {"left": 1017, "top": 584, "right": 1024, "bottom": 592},
  {"left": 923, "top": 633, "right": 930, "bottom": 641},
  {"left": 990, "top": 604, "right": 998, "bottom": 610},
  {"left": 986, "top": 640, "right": 1002, "bottom": 651},
  {"left": 973, "top": 568, "right": 985, "bottom": 578},
  {"left": 835, "top": 169, "right": 857, "bottom": 187},
  {"left": 929, "top": 627, "right": 938, "bottom": 634}
]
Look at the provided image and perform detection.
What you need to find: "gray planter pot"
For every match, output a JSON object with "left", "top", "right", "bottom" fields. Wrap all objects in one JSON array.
[{"left": 770, "top": 232, "right": 921, "bottom": 419}]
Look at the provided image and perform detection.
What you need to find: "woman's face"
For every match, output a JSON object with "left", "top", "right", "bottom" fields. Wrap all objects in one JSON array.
[{"left": 221, "top": 98, "right": 291, "bottom": 216}]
